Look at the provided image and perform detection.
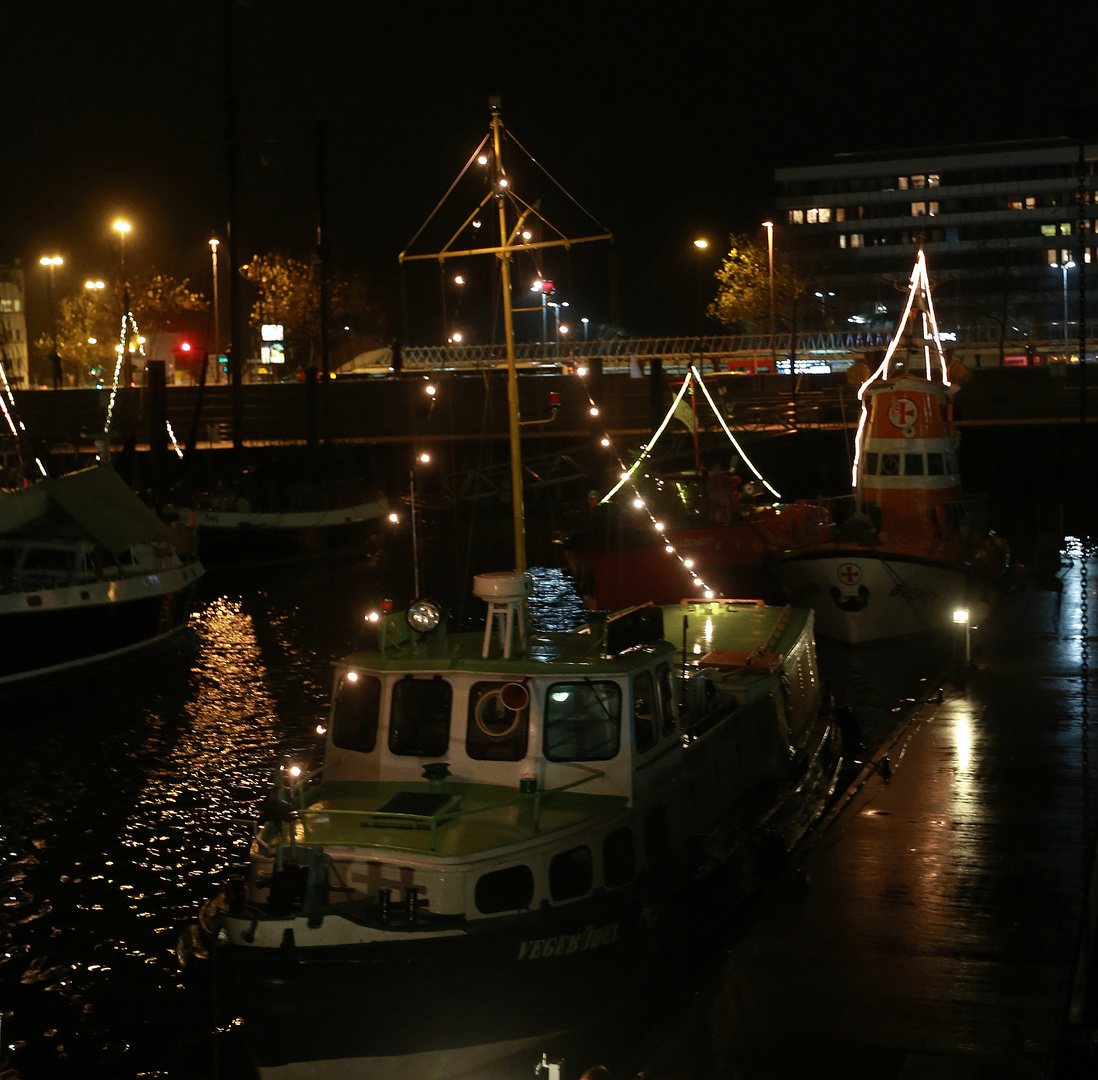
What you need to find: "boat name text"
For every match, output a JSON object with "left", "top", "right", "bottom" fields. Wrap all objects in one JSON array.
[{"left": 518, "top": 923, "right": 620, "bottom": 960}]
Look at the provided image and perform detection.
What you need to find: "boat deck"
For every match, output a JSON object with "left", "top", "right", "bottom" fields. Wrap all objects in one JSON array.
[
  {"left": 270, "top": 780, "right": 628, "bottom": 857},
  {"left": 644, "top": 547, "right": 1098, "bottom": 1077}
]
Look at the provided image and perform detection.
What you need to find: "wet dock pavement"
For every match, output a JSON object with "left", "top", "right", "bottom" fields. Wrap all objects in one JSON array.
[{"left": 640, "top": 546, "right": 1098, "bottom": 1079}]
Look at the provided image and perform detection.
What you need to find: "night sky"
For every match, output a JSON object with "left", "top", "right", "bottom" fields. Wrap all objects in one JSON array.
[{"left": 3, "top": 1, "right": 1083, "bottom": 347}]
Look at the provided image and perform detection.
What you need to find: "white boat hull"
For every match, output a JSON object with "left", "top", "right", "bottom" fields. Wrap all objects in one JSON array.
[{"left": 776, "top": 549, "right": 985, "bottom": 644}]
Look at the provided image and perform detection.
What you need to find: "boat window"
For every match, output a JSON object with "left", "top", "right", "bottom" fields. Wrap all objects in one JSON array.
[
  {"left": 331, "top": 672, "right": 382, "bottom": 754},
  {"left": 657, "top": 664, "right": 676, "bottom": 735},
  {"left": 388, "top": 676, "right": 452, "bottom": 757},
  {"left": 880, "top": 453, "right": 899, "bottom": 476},
  {"left": 466, "top": 681, "right": 529, "bottom": 761},
  {"left": 864, "top": 451, "right": 879, "bottom": 476},
  {"left": 926, "top": 452, "right": 945, "bottom": 476},
  {"left": 603, "top": 827, "right": 635, "bottom": 888},
  {"left": 549, "top": 845, "right": 593, "bottom": 902},
  {"left": 544, "top": 681, "right": 621, "bottom": 762},
  {"left": 475, "top": 864, "right": 534, "bottom": 914},
  {"left": 632, "top": 672, "right": 658, "bottom": 754},
  {"left": 904, "top": 453, "right": 924, "bottom": 476}
]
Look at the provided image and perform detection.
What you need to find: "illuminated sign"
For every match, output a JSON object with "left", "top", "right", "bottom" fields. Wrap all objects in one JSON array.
[{"left": 261, "top": 324, "right": 284, "bottom": 342}]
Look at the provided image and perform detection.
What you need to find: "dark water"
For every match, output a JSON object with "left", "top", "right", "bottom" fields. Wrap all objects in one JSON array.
[{"left": 0, "top": 543, "right": 950, "bottom": 1080}]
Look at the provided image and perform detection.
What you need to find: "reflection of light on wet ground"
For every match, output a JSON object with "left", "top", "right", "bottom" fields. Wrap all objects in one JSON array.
[{"left": 954, "top": 714, "right": 972, "bottom": 773}]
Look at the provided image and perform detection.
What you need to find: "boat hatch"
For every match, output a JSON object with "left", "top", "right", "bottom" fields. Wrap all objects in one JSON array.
[
  {"left": 698, "top": 649, "right": 782, "bottom": 674},
  {"left": 372, "top": 791, "right": 461, "bottom": 825},
  {"left": 604, "top": 604, "right": 663, "bottom": 656}
]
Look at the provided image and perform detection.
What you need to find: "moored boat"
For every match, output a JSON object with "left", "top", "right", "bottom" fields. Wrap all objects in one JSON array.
[
  {"left": 0, "top": 465, "right": 204, "bottom": 685},
  {"left": 178, "top": 574, "right": 842, "bottom": 1072},
  {"left": 774, "top": 248, "right": 1008, "bottom": 644}
]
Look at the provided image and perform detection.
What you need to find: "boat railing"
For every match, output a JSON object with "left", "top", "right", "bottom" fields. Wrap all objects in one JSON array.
[{"left": 273, "top": 764, "right": 608, "bottom": 853}]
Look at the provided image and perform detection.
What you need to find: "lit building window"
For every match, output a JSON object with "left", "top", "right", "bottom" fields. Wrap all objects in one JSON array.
[
  {"left": 835, "top": 207, "right": 846, "bottom": 222},
  {"left": 929, "top": 201, "right": 939, "bottom": 216},
  {"left": 1025, "top": 196, "right": 1036, "bottom": 209},
  {"left": 898, "top": 176, "right": 909, "bottom": 190},
  {"left": 1041, "top": 224, "right": 1057, "bottom": 237},
  {"left": 1007, "top": 199, "right": 1024, "bottom": 210},
  {"left": 1060, "top": 222, "right": 1072, "bottom": 235},
  {"left": 850, "top": 233, "right": 864, "bottom": 248},
  {"left": 928, "top": 174, "right": 940, "bottom": 187},
  {"left": 839, "top": 235, "right": 847, "bottom": 249},
  {"left": 817, "top": 207, "right": 831, "bottom": 223},
  {"left": 790, "top": 209, "right": 804, "bottom": 224},
  {"left": 807, "top": 208, "right": 818, "bottom": 223},
  {"left": 912, "top": 174, "right": 926, "bottom": 189},
  {"left": 1047, "top": 248, "right": 1058, "bottom": 265},
  {"left": 911, "top": 202, "right": 927, "bottom": 216},
  {"left": 1062, "top": 248, "right": 1072, "bottom": 263}
]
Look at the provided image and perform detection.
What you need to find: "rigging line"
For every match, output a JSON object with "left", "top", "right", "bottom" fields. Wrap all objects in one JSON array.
[
  {"left": 399, "top": 133, "right": 492, "bottom": 258},
  {"left": 504, "top": 190, "right": 569, "bottom": 243},
  {"left": 506, "top": 131, "right": 614, "bottom": 236}
]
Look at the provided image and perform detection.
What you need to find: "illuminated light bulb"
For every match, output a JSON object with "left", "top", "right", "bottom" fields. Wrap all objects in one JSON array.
[
  {"left": 693, "top": 578, "right": 703, "bottom": 589},
  {"left": 287, "top": 765, "right": 302, "bottom": 778},
  {"left": 589, "top": 406, "right": 598, "bottom": 416},
  {"left": 419, "top": 452, "right": 431, "bottom": 464},
  {"left": 522, "top": 230, "right": 532, "bottom": 241},
  {"left": 454, "top": 275, "right": 465, "bottom": 285},
  {"left": 450, "top": 332, "right": 463, "bottom": 343},
  {"left": 425, "top": 384, "right": 437, "bottom": 396},
  {"left": 600, "top": 437, "right": 610, "bottom": 447},
  {"left": 576, "top": 365, "right": 588, "bottom": 377},
  {"left": 387, "top": 511, "right": 399, "bottom": 524},
  {"left": 633, "top": 498, "right": 644, "bottom": 509},
  {"left": 366, "top": 611, "right": 381, "bottom": 623},
  {"left": 704, "top": 589, "right": 715, "bottom": 598},
  {"left": 315, "top": 724, "right": 327, "bottom": 736},
  {"left": 346, "top": 670, "right": 360, "bottom": 681},
  {"left": 684, "top": 559, "right": 694, "bottom": 569},
  {"left": 477, "top": 154, "right": 488, "bottom": 165},
  {"left": 472, "top": 220, "right": 482, "bottom": 229},
  {"left": 88, "top": 337, "right": 97, "bottom": 345},
  {"left": 654, "top": 521, "right": 665, "bottom": 532},
  {"left": 665, "top": 544, "right": 674, "bottom": 553},
  {"left": 499, "top": 178, "right": 508, "bottom": 188}
]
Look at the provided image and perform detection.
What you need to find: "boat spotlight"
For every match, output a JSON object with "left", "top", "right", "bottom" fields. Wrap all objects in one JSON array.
[
  {"left": 366, "top": 611, "right": 381, "bottom": 623},
  {"left": 407, "top": 599, "right": 443, "bottom": 634}
]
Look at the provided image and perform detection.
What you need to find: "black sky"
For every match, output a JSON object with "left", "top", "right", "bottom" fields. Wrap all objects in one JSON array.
[{"left": 3, "top": 1, "right": 1086, "bottom": 345}]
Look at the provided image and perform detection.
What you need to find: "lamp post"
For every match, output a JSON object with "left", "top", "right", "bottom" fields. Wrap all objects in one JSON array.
[
  {"left": 581, "top": 317, "right": 589, "bottom": 341},
  {"left": 114, "top": 220, "right": 132, "bottom": 385},
  {"left": 762, "top": 221, "right": 776, "bottom": 371},
  {"left": 815, "top": 289, "right": 836, "bottom": 328},
  {"left": 953, "top": 607, "right": 971, "bottom": 667},
  {"left": 209, "top": 238, "right": 221, "bottom": 370},
  {"left": 38, "top": 255, "right": 63, "bottom": 349},
  {"left": 1051, "top": 259, "right": 1075, "bottom": 341}
]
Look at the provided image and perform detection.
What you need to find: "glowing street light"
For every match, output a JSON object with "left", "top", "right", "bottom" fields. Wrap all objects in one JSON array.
[
  {"left": 953, "top": 607, "right": 971, "bottom": 666},
  {"left": 1050, "top": 258, "right": 1076, "bottom": 341},
  {"left": 693, "top": 237, "right": 709, "bottom": 249},
  {"left": 209, "top": 238, "right": 221, "bottom": 362},
  {"left": 39, "top": 255, "right": 64, "bottom": 371},
  {"left": 762, "top": 221, "right": 776, "bottom": 370}
]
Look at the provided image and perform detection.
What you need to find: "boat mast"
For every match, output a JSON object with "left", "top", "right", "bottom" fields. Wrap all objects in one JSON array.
[{"left": 490, "top": 98, "right": 527, "bottom": 572}]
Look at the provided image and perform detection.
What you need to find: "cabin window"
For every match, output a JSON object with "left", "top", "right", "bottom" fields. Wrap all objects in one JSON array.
[
  {"left": 632, "top": 672, "right": 658, "bottom": 754},
  {"left": 904, "top": 453, "right": 924, "bottom": 476},
  {"left": 864, "top": 451, "right": 879, "bottom": 476},
  {"left": 389, "top": 676, "right": 452, "bottom": 757},
  {"left": 926, "top": 452, "right": 945, "bottom": 476},
  {"left": 549, "top": 845, "right": 593, "bottom": 902},
  {"left": 880, "top": 453, "right": 899, "bottom": 476},
  {"left": 475, "top": 865, "right": 534, "bottom": 914},
  {"left": 603, "top": 827, "right": 636, "bottom": 888},
  {"left": 544, "top": 681, "right": 621, "bottom": 762},
  {"left": 331, "top": 672, "right": 382, "bottom": 754},
  {"left": 657, "top": 664, "right": 676, "bottom": 736},
  {"left": 466, "top": 681, "right": 529, "bottom": 761}
]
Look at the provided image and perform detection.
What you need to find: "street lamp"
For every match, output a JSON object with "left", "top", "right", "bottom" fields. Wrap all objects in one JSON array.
[
  {"left": 815, "top": 290, "right": 836, "bottom": 327},
  {"left": 209, "top": 238, "right": 220, "bottom": 369},
  {"left": 113, "top": 220, "right": 133, "bottom": 385},
  {"left": 1050, "top": 259, "right": 1075, "bottom": 341},
  {"left": 953, "top": 607, "right": 971, "bottom": 666},
  {"left": 762, "top": 221, "right": 776, "bottom": 370},
  {"left": 39, "top": 256, "right": 63, "bottom": 386}
]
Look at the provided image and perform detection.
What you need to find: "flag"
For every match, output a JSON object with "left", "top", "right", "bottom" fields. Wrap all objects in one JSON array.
[
  {"left": 629, "top": 354, "right": 643, "bottom": 379},
  {"left": 673, "top": 395, "right": 696, "bottom": 433}
]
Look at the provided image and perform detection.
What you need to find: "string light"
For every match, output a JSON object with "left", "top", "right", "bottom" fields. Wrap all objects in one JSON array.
[
  {"left": 851, "top": 248, "right": 950, "bottom": 487},
  {"left": 104, "top": 309, "right": 147, "bottom": 436}
]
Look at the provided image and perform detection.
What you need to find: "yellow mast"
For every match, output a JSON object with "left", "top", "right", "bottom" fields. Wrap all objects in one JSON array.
[{"left": 490, "top": 99, "right": 526, "bottom": 572}]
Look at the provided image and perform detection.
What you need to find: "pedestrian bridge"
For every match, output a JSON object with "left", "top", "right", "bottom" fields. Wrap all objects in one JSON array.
[{"left": 371, "top": 326, "right": 1094, "bottom": 375}]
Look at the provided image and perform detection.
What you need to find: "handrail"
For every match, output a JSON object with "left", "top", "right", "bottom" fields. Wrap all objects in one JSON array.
[{"left": 279, "top": 767, "right": 609, "bottom": 852}]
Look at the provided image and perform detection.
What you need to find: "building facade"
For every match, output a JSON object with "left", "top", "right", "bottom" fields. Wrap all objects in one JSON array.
[
  {"left": 0, "top": 263, "right": 29, "bottom": 388},
  {"left": 774, "top": 139, "right": 1096, "bottom": 355}
]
